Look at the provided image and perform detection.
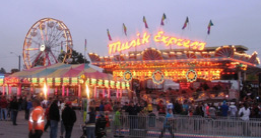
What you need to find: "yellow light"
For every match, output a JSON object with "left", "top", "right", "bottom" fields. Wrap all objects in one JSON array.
[
  {"left": 43, "top": 83, "right": 47, "bottom": 99},
  {"left": 86, "top": 84, "right": 90, "bottom": 99}
]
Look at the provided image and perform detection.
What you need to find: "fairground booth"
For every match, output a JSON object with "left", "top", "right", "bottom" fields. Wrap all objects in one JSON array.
[
  {"left": 2, "top": 63, "right": 129, "bottom": 102},
  {"left": 88, "top": 30, "right": 260, "bottom": 102}
]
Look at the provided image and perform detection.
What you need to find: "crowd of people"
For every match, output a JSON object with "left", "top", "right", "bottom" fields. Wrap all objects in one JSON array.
[{"left": 1, "top": 94, "right": 261, "bottom": 138}]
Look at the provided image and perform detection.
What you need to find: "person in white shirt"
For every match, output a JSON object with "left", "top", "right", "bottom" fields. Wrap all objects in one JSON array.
[{"left": 238, "top": 102, "right": 250, "bottom": 136}]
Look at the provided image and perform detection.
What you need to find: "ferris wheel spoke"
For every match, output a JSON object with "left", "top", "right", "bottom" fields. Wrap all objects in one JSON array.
[
  {"left": 31, "top": 52, "right": 43, "bottom": 67},
  {"left": 49, "top": 51, "right": 58, "bottom": 63},
  {"left": 45, "top": 52, "right": 52, "bottom": 65},
  {"left": 49, "top": 31, "right": 63, "bottom": 46},
  {"left": 44, "top": 22, "right": 49, "bottom": 41},
  {"left": 50, "top": 38, "right": 65, "bottom": 48},
  {"left": 30, "top": 38, "right": 41, "bottom": 46}
]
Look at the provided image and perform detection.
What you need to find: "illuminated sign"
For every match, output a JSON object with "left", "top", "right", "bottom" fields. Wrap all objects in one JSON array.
[
  {"left": 47, "top": 78, "right": 53, "bottom": 86},
  {"left": 0, "top": 78, "right": 3, "bottom": 85},
  {"left": 4, "top": 78, "right": 19, "bottom": 84},
  {"left": 121, "top": 82, "right": 126, "bottom": 89},
  {"left": 104, "top": 80, "right": 109, "bottom": 87},
  {"left": 39, "top": 78, "right": 45, "bottom": 83},
  {"left": 55, "top": 78, "right": 61, "bottom": 86},
  {"left": 63, "top": 77, "right": 70, "bottom": 85},
  {"left": 108, "top": 33, "right": 150, "bottom": 54},
  {"left": 110, "top": 81, "right": 115, "bottom": 88},
  {"left": 123, "top": 71, "right": 133, "bottom": 82},
  {"left": 152, "top": 70, "right": 164, "bottom": 84},
  {"left": 108, "top": 31, "right": 206, "bottom": 54},
  {"left": 98, "top": 79, "right": 103, "bottom": 86},
  {"left": 91, "top": 79, "right": 96, "bottom": 85},
  {"left": 116, "top": 81, "right": 121, "bottom": 89},
  {"left": 71, "top": 77, "right": 78, "bottom": 85},
  {"left": 126, "top": 82, "right": 130, "bottom": 88},
  {"left": 186, "top": 69, "right": 197, "bottom": 82},
  {"left": 32, "top": 78, "right": 38, "bottom": 83},
  {"left": 154, "top": 31, "right": 206, "bottom": 50}
]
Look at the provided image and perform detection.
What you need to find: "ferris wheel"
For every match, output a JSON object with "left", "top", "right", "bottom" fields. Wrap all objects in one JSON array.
[{"left": 23, "top": 18, "right": 73, "bottom": 69}]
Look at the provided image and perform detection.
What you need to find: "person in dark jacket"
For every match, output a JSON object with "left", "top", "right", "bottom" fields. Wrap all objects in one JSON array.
[
  {"left": 62, "top": 101, "right": 76, "bottom": 138},
  {"left": 10, "top": 96, "right": 19, "bottom": 125},
  {"left": 49, "top": 100, "right": 60, "bottom": 138},
  {"left": 126, "top": 101, "right": 141, "bottom": 116},
  {"left": 86, "top": 107, "right": 96, "bottom": 138},
  {"left": 126, "top": 101, "right": 141, "bottom": 130}
]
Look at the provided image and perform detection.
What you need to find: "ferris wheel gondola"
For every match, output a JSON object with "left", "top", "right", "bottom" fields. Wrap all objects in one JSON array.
[{"left": 23, "top": 18, "right": 73, "bottom": 69}]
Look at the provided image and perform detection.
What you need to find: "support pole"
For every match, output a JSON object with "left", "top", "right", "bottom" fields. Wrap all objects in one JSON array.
[
  {"left": 78, "top": 84, "right": 81, "bottom": 97},
  {"left": 47, "top": 85, "right": 50, "bottom": 98},
  {"left": 8, "top": 85, "right": 11, "bottom": 96},
  {"left": 67, "top": 87, "right": 69, "bottom": 96},
  {"left": 103, "top": 89, "right": 105, "bottom": 98},
  {"left": 108, "top": 88, "right": 110, "bottom": 99},
  {"left": 55, "top": 87, "right": 58, "bottom": 95},
  {"left": 18, "top": 55, "right": 21, "bottom": 71},
  {"left": 94, "top": 86, "right": 97, "bottom": 98},
  {"left": 116, "top": 89, "right": 119, "bottom": 99},
  {"left": 62, "top": 85, "right": 65, "bottom": 97},
  {"left": 2, "top": 85, "right": 5, "bottom": 96}
]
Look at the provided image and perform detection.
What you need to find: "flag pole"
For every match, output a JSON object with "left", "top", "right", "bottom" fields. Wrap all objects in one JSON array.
[{"left": 84, "top": 39, "right": 87, "bottom": 64}]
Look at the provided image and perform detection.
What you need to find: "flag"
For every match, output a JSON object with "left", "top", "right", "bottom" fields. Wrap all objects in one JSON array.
[
  {"left": 161, "top": 13, "right": 167, "bottom": 26},
  {"left": 84, "top": 39, "right": 87, "bottom": 51},
  {"left": 182, "top": 17, "right": 189, "bottom": 30},
  {"left": 143, "top": 16, "right": 149, "bottom": 28},
  {"left": 107, "top": 29, "right": 112, "bottom": 41},
  {"left": 123, "top": 23, "right": 127, "bottom": 36},
  {"left": 207, "top": 20, "right": 214, "bottom": 34},
  {"left": 61, "top": 41, "right": 63, "bottom": 53}
]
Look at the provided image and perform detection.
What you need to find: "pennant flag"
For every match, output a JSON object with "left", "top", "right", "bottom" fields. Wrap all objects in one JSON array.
[
  {"left": 182, "top": 17, "right": 189, "bottom": 30},
  {"left": 160, "top": 13, "right": 167, "bottom": 26},
  {"left": 107, "top": 29, "right": 112, "bottom": 41},
  {"left": 123, "top": 23, "right": 127, "bottom": 36},
  {"left": 207, "top": 20, "right": 214, "bottom": 35},
  {"left": 84, "top": 39, "right": 87, "bottom": 51},
  {"left": 143, "top": 16, "right": 149, "bottom": 28},
  {"left": 61, "top": 41, "right": 63, "bottom": 53}
]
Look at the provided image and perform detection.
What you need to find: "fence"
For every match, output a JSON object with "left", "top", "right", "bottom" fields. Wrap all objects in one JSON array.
[{"left": 110, "top": 113, "right": 261, "bottom": 138}]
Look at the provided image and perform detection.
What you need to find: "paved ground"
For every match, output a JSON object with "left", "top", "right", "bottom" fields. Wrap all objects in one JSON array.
[
  {"left": 0, "top": 110, "right": 258, "bottom": 138},
  {"left": 0, "top": 110, "right": 84, "bottom": 138}
]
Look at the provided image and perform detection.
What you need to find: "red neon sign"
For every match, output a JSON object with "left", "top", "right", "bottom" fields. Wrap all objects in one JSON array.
[
  {"left": 108, "top": 31, "right": 206, "bottom": 54},
  {"left": 5, "top": 78, "right": 20, "bottom": 84}
]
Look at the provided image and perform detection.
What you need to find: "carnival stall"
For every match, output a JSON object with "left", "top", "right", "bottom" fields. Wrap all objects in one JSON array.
[
  {"left": 3, "top": 63, "right": 129, "bottom": 100},
  {"left": 89, "top": 45, "right": 260, "bottom": 101}
]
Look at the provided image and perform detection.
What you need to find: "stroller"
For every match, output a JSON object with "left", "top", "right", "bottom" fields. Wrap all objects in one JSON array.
[
  {"left": 95, "top": 115, "right": 107, "bottom": 138},
  {"left": 80, "top": 115, "right": 107, "bottom": 138}
]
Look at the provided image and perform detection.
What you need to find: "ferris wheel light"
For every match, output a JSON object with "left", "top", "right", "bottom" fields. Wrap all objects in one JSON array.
[{"left": 40, "top": 44, "right": 46, "bottom": 51}]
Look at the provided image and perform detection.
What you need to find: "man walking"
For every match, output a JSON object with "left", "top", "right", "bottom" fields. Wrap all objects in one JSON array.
[
  {"left": 28, "top": 99, "right": 45, "bottom": 138},
  {"left": 0, "top": 96, "right": 8, "bottom": 121},
  {"left": 10, "top": 96, "right": 19, "bottom": 125},
  {"left": 49, "top": 100, "right": 60, "bottom": 138},
  {"left": 62, "top": 101, "right": 76, "bottom": 138}
]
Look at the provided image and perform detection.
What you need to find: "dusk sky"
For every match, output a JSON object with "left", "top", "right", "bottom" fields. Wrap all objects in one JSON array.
[{"left": 0, "top": 0, "right": 261, "bottom": 72}]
